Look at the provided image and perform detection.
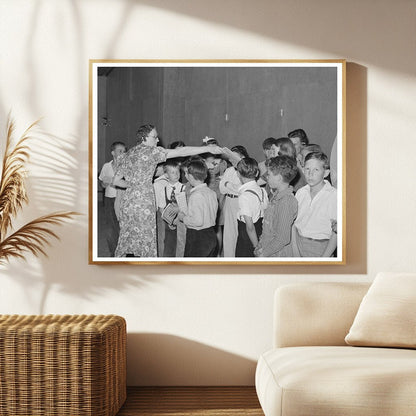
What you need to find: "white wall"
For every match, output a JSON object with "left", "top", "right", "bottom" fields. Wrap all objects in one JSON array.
[{"left": 0, "top": 0, "right": 415, "bottom": 385}]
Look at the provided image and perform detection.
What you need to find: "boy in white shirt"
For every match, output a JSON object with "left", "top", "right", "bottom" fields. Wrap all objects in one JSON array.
[
  {"left": 98, "top": 141, "right": 126, "bottom": 256},
  {"left": 293, "top": 152, "right": 337, "bottom": 257},
  {"left": 235, "top": 158, "right": 268, "bottom": 257},
  {"left": 219, "top": 145, "right": 249, "bottom": 257},
  {"left": 153, "top": 160, "right": 186, "bottom": 257},
  {"left": 178, "top": 159, "right": 218, "bottom": 257}
]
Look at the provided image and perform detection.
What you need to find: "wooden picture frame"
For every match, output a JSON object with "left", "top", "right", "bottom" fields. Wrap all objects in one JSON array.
[{"left": 89, "top": 60, "right": 345, "bottom": 265}]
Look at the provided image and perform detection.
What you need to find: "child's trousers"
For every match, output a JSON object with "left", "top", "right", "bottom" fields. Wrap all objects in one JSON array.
[
  {"left": 235, "top": 218, "right": 263, "bottom": 257},
  {"left": 184, "top": 227, "right": 217, "bottom": 257}
]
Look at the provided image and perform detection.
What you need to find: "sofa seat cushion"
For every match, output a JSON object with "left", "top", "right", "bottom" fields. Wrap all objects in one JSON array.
[{"left": 256, "top": 346, "right": 416, "bottom": 416}]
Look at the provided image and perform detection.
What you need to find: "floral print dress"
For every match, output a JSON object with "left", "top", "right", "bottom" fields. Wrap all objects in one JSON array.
[{"left": 114, "top": 144, "right": 167, "bottom": 257}]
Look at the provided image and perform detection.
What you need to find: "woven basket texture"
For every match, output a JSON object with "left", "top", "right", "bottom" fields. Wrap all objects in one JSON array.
[{"left": 0, "top": 314, "right": 126, "bottom": 416}]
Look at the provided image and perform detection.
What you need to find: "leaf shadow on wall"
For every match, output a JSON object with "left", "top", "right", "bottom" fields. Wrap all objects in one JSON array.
[
  {"left": 0, "top": 1, "right": 368, "bottom": 303},
  {"left": 134, "top": 0, "right": 412, "bottom": 76},
  {"left": 0, "top": 1, "right": 144, "bottom": 313},
  {"left": 22, "top": 0, "right": 88, "bottom": 213},
  {"left": 0, "top": 127, "right": 153, "bottom": 314},
  {"left": 95, "top": 0, "right": 369, "bottom": 274},
  {"left": 0, "top": 1, "right": 167, "bottom": 313},
  {"left": 126, "top": 333, "right": 257, "bottom": 386}
]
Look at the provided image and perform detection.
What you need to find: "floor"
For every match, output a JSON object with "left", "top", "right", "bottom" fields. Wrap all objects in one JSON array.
[
  {"left": 116, "top": 386, "right": 264, "bottom": 416},
  {"left": 99, "top": 203, "right": 265, "bottom": 415}
]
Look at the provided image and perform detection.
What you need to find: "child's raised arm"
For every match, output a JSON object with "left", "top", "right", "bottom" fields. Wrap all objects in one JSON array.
[{"left": 221, "top": 147, "right": 242, "bottom": 166}]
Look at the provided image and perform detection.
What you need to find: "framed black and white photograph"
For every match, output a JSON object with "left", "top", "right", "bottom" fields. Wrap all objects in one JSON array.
[{"left": 89, "top": 60, "right": 345, "bottom": 265}]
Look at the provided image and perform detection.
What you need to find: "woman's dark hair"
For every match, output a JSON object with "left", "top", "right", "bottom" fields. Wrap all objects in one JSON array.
[
  {"left": 136, "top": 124, "right": 155, "bottom": 144},
  {"left": 231, "top": 145, "right": 249, "bottom": 159},
  {"left": 236, "top": 157, "right": 259, "bottom": 180}
]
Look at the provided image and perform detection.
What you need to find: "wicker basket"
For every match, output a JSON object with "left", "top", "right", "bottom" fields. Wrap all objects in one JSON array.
[{"left": 0, "top": 314, "right": 126, "bottom": 416}]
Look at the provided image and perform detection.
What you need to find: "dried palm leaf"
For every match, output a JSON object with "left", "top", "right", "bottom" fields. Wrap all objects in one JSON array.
[
  {"left": 0, "top": 116, "right": 80, "bottom": 264},
  {"left": 0, "top": 212, "right": 79, "bottom": 265},
  {"left": 0, "top": 117, "right": 38, "bottom": 238}
]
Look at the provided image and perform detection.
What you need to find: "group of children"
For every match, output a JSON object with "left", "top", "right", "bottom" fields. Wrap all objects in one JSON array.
[{"left": 99, "top": 128, "right": 338, "bottom": 258}]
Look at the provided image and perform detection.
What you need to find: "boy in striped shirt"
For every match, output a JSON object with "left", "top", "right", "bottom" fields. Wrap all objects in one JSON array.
[{"left": 254, "top": 156, "right": 298, "bottom": 257}]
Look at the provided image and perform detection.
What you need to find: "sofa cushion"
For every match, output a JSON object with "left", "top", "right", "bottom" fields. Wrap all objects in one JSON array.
[
  {"left": 345, "top": 272, "right": 416, "bottom": 348},
  {"left": 256, "top": 346, "right": 416, "bottom": 416},
  {"left": 274, "top": 282, "right": 370, "bottom": 348}
]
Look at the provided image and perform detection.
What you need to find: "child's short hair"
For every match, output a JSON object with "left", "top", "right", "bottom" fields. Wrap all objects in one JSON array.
[
  {"left": 303, "top": 144, "right": 322, "bottom": 154},
  {"left": 231, "top": 145, "right": 249, "bottom": 159},
  {"left": 111, "top": 141, "right": 126, "bottom": 151},
  {"left": 262, "top": 137, "right": 277, "bottom": 150},
  {"left": 266, "top": 156, "right": 298, "bottom": 184},
  {"left": 187, "top": 159, "right": 208, "bottom": 182},
  {"left": 276, "top": 137, "right": 296, "bottom": 159},
  {"left": 304, "top": 151, "right": 330, "bottom": 169},
  {"left": 169, "top": 140, "right": 185, "bottom": 149},
  {"left": 182, "top": 155, "right": 204, "bottom": 171},
  {"left": 236, "top": 157, "right": 259, "bottom": 180},
  {"left": 163, "top": 159, "right": 181, "bottom": 173},
  {"left": 288, "top": 128, "right": 309, "bottom": 146},
  {"left": 186, "top": 155, "right": 204, "bottom": 164}
]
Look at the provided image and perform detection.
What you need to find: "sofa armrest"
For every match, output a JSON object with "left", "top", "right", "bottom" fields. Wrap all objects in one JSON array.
[{"left": 273, "top": 282, "right": 370, "bottom": 348}]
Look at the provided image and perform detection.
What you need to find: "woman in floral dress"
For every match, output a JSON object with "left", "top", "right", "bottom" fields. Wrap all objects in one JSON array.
[{"left": 112, "top": 124, "right": 222, "bottom": 258}]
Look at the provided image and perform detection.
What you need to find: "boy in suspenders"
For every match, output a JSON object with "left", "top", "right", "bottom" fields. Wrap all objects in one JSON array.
[
  {"left": 235, "top": 158, "right": 268, "bottom": 257},
  {"left": 154, "top": 160, "right": 186, "bottom": 257}
]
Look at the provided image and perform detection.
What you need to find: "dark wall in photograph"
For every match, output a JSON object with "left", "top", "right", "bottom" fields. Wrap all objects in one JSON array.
[{"left": 98, "top": 66, "right": 337, "bottom": 167}]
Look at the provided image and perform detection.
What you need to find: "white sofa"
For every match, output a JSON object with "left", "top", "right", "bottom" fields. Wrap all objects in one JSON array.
[{"left": 255, "top": 282, "right": 416, "bottom": 416}]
